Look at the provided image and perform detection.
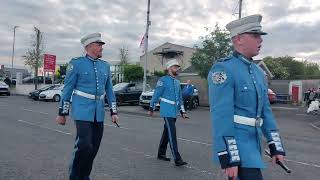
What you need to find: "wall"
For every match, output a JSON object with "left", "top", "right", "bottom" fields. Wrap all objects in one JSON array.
[{"left": 11, "top": 84, "right": 48, "bottom": 95}]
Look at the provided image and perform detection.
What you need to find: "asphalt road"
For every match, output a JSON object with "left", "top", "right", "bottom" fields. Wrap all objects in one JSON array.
[{"left": 0, "top": 96, "right": 319, "bottom": 180}]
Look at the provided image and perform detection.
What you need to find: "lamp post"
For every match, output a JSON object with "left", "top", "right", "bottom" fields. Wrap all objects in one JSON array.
[{"left": 11, "top": 25, "right": 19, "bottom": 80}]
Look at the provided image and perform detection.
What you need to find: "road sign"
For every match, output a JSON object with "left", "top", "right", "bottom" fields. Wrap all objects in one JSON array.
[{"left": 44, "top": 54, "right": 56, "bottom": 72}]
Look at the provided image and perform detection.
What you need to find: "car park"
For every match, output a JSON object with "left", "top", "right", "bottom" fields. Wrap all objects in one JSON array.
[
  {"left": 39, "top": 85, "right": 64, "bottom": 102},
  {"left": 0, "top": 81, "right": 10, "bottom": 96},
  {"left": 106, "top": 83, "right": 145, "bottom": 105},
  {"left": 29, "top": 84, "right": 62, "bottom": 100}
]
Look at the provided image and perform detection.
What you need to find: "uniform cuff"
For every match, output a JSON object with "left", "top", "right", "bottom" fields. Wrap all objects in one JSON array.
[
  {"left": 268, "top": 131, "right": 286, "bottom": 156},
  {"left": 110, "top": 102, "right": 117, "bottom": 116},
  {"left": 218, "top": 137, "right": 241, "bottom": 169},
  {"left": 218, "top": 151, "right": 241, "bottom": 169},
  {"left": 58, "top": 100, "right": 70, "bottom": 116}
]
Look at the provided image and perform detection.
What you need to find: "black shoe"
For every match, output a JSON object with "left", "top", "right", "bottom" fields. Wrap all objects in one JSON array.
[
  {"left": 157, "top": 155, "right": 171, "bottom": 161},
  {"left": 175, "top": 159, "right": 188, "bottom": 166}
]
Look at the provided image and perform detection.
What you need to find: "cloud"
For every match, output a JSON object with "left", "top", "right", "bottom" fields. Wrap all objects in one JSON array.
[{"left": 0, "top": 0, "right": 319, "bottom": 69}]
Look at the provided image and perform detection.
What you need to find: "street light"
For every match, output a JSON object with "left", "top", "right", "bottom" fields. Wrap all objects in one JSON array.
[{"left": 11, "top": 25, "right": 19, "bottom": 80}]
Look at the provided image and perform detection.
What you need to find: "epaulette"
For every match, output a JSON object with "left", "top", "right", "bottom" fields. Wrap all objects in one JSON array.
[
  {"left": 217, "top": 55, "right": 232, "bottom": 62},
  {"left": 71, "top": 57, "right": 82, "bottom": 61}
]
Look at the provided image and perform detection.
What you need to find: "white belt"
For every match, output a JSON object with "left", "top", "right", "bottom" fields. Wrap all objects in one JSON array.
[
  {"left": 160, "top": 97, "right": 176, "bottom": 105},
  {"left": 74, "top": 90, "right": 105, "bottom": 100},
  {"left": 234, "top": 115, "right": 263, "bottom": 127}
]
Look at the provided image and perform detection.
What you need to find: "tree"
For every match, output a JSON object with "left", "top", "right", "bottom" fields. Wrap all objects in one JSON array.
[
  {"left": 191, "top": 24, "right": 232, "bottom": 79},
  {"left": 123, "top": 64, "right": 144, "bottom": 82},
  {"left": 264, "top": 56, "right": 320, "bottom": 80},
  {"left": 119, "top": 46, "right": 129, "bottom": 66},
  {"left": 263, "top": 56, "right": 289, "bottom": 79},
  {"left": 22, "top": 27, "right": 44, "bottom": 89},
  {"left": 153, "top": 70, "right": 166, "bottom": 77}
]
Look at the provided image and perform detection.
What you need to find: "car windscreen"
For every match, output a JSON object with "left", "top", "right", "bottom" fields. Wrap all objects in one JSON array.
[{"left": 113, "top": 83, "right": 129, "bottom": 91}]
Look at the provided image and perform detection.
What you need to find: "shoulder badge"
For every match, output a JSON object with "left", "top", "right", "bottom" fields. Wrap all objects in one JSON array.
[
  {"left": 156, "top": 80, "right": 163, "bottom": 87},
  {"left": 67, "top": 63, "right": 74, "bottom": 72},
  {"left": 212, "top": 71, "right": 227, "bottom": 84}
]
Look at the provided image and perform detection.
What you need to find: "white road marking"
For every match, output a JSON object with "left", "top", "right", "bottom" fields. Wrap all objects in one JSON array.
[
  {"left": 264, "top": 155, "right": 320, "bottom": 168},
  {"left": 272, "top": 107, "right": 299, "bottom": 110},
  {"left": 18, "top": 119, "right": 71, "bottom": 135},
  {"left": 120, "top": 147, "right": 218, "bottom": 176},
  {"left": 178, "top": 137, "right": 212, "bottom": 146},
  {"left": 104, "top": 123, "right": 130, "bottom": 130},
  {"left": 310, "top": 123, "right": 320, "bottom": 131},
  {"left": 21, "top": 108, "right": 49, "bottom": 115},
  {"left": 296, "top": 114, "right": 309, "bottom": 116}
]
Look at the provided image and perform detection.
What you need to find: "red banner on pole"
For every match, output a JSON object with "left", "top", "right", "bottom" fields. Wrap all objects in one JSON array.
[{"left": 44, "top": 54, "right": 56, "bottom": 72}]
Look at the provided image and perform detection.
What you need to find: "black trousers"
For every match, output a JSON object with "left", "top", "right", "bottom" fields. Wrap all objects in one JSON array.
[
  {"left": 158, "top": 117, "right": 182, "bottom": 161},
  {"left": 69, "top": 120, "right": 104, "bottom": 180},
  {"left": 228, "top": 168, "right": 263, "bottom": 180}
]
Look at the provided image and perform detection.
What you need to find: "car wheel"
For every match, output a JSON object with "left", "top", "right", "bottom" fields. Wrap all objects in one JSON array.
[
  {"left": 53, "top": 95, "right": 61, "bottom": 102},
  {"left": 192, "top": 98, "right": 199, "bottom": 109}
]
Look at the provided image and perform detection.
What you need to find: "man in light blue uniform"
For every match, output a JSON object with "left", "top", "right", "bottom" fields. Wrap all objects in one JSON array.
[
  {"left": 55, "top": 33, "right": 119, "bottom": 180},
  {"left": 208, "top": 15, "right": 286, "bottom": 180},
  {"left": 148, "top": 59, "right": 188, "bottom": 166}
]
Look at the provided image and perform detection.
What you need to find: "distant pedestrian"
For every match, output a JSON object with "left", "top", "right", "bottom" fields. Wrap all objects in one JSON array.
[
  {"left": 182, "top": 80, "right": 194, "bottom": 110},
  {"left": 148, "top": 59, "right": 189, "bottom": 167}
]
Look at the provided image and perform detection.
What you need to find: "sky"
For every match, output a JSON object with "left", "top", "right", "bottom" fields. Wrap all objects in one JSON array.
[{"left": 0, "top": 0, "right": 320, "bottom": 69}]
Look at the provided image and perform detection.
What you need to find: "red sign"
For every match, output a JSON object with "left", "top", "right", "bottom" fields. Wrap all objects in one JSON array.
[{"left": 44, "top": 54, "right": 56, "bottom": 72}]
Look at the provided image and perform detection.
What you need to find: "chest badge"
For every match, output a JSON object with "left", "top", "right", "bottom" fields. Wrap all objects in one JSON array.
[{"left": 212, "top": 71, "right": 227, "bottom": 84}]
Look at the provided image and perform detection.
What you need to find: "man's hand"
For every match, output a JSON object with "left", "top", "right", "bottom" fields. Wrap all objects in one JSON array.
[
  {"left": 272, "top": 154, "right": 284, "bottom": 165},
  {"left": 181, "top": 113, "right": 189, "bottom": 120},
  {"left": 56, "top": 115, "right": 66, "bottom": 125},
  {"left": 148, "top": 111, "right": 154, "bottom": 117},
  {"left": 224, "top": 166, "right": 238, "bottom": 180},
  {"left": 111, "top": 114, "right": 119, "bottom": 124}
]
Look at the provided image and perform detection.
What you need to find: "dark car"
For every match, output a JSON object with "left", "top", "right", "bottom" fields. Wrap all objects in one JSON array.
[
  {"left": 23, "top": 76, "right": 52, "bottom": 84},
  {"left": 29, "top": 84, "right": 62, "bottom": 100},
  {"left": 106, "top": 83, "right": 144, "bottom": 105}
]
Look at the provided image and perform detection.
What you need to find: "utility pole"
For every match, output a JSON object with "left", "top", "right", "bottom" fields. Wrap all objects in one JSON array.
[
  {"left": 239, "top": 0, "right": 243, "bottom": 19},
  {"left": 34, "top": 27, "right": 41, "bottom": 90},
  {"left": 142, "top": 0, "right": 151, "bottom": 92},
  {"left": 11, "top": 26, "right": 19, "bottom": 80}
]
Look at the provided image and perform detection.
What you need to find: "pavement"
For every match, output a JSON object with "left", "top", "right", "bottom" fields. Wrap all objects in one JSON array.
[{"left": 0, "top": 95, "right": 320, "bottom": 180}]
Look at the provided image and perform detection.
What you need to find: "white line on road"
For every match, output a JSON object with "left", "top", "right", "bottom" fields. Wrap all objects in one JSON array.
[
  {"left": 272, "top": 107, "right": 299, "bottom": 110},
  {"left": 264, "top": 155, "right": 320, "bottom": 168},
  {"left": 21, "top": 108, "right": 49, "bottom": 115},
  {"left": 18, "top": 119, "right": 71, "bottom": 135},
  {"left": 104, "top": 123, "right": 130, "bottom": 130},
  {"left": 120, "top": 147, "right": 218, "bottom": 176},
  {"left": 178, "top": 137, "right": 212, "bottom": 146},
  {"left": 296, "top": 113, "right": 309, "bottom": 116},
  {"left": 310, "top": 123, "right": 320, "bottom": 131}
]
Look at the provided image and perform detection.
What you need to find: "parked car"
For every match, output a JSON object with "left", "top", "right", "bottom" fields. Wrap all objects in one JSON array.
[
  {"left": 29, "top": 84, "right": 62, "bottom": 100},
  {"left": 268, "top": 89, "right": 277, "bottom": 104},
  {"left": 105, "top": 83, "right": 145, "bottom": 105},
  {"left": 39, "top": 85, "right": 64, "bottom": 102},
  {"left": 139, "top": 83, "right": 199, "bottom": 110},
  {"left": 0, "top": 81, "right": 10, "bottom": 96},
  {"left": 23, "top": 76, "right": 52, "bottom": 84}
]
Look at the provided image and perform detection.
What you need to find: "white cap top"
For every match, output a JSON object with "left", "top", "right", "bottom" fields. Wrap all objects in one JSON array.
[
  {"left": 80, "top": 33, "right": 105, "bottom": 47},
  {"left": 165, "top": 59, "right": 180, "bottom": 69}
]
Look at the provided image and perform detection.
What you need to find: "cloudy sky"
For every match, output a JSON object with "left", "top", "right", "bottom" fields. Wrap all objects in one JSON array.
[{"left": 1, "top": 0, "right": 320, "bottom": 69}]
